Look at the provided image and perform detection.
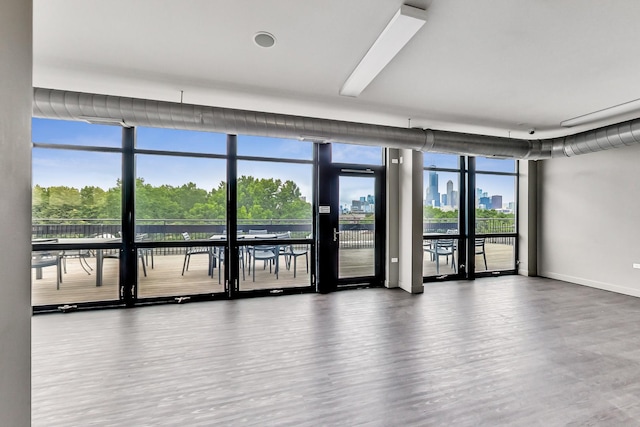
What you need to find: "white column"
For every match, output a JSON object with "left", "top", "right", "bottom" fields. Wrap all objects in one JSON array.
[
  {"left": 0, "top": 0, "right": 32, "bottom": 426},
  {"left": 397, "top": 149, "right": 424, "bottom": 293},
  {"left": 385, "top": 148, "right": 400, "bottom": 287},
  {"left": 517, "top": 159, "right": 538, "bottom": 276}
]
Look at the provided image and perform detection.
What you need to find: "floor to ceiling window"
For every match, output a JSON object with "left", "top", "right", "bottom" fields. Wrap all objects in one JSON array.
[
  {"left": 31, "top": 117, "right": 519, "bottom": 311},
  {"left": 422, "top": 153, "right": 463, "bottom": 279},
  {"left": 474, "top": 156, "right": 517, "bottom": 274},
  {"left": 422, "top": 154, "right": 519, "bottom": 280},
  {"left": 134, "top": 127, "right": 228, "bottom": 299},
  {"left": 32, "top": 118, "right": 123, "bottom": 307},
  {"left": 236, "top": 135, "right": 314, "bottom": 291}
]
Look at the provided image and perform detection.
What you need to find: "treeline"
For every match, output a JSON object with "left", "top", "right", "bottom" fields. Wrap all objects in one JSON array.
[
  {"left": 33, "top": 176, "right": 311, "bottom": 220},
  {"left": 424, "top": 206, "right": 515, "bottom": 219}
]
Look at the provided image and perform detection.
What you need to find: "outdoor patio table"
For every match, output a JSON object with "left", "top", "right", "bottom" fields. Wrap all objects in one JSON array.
[{"left": 33, "top": 237, "right": 120, "bottom": 287}]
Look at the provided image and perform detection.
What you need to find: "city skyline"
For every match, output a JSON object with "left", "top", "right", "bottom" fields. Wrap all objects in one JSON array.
[{"left": 424, "top": 169, "right": 514, "bottom": 211}]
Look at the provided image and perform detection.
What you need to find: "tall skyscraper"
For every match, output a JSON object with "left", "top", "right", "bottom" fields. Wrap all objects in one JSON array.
[
  {"left": 426, "top": 169, "right": 440, "bottom": 207},
  {"left": 491, "top": 195, "right": 503, "bottom": 210},
  {"left": 479, "top": 196, "right": 491, "bottom": 209},
  {"left": 446, "top": 180, "right": 454, "bottom": 207},
  {"left": 451, "top": 190, "right": 458, "bottom": 208}
]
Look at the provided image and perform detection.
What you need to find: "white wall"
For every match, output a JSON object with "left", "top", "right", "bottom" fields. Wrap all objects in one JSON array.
[
  {"left": 0, "top": 0, "right": 32, "bottom": 425},
  {"left": 539, "top": 143, "right": 640, "bottom": 296}
]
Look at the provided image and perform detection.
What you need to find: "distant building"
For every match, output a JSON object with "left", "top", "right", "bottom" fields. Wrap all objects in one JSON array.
[
  {"left": 446, "top": 180, "right": 454, "bottom": 207},
  {"left": 491, "top": 195, "right": 503, "bottom": 210},
  {"left": 426, "top": 169, "right": 440, "bottom": 207},
  {"left": 479, "top": 196, "right": 491, "bottom": 209}
]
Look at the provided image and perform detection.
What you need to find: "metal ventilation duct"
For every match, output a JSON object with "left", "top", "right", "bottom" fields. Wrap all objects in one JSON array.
[{"left": 32, "top": 88, "right": 640, "bottom": 160}]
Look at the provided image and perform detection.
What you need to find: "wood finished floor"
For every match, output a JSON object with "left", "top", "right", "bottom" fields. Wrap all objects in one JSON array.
[{"left": 33, "top": 275, "right": 640, "bottom": 426}]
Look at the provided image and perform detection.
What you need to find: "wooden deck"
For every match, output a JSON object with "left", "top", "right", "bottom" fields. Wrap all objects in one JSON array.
[{"left": 32, "top": 243, "right": 515, "bottom": 306}]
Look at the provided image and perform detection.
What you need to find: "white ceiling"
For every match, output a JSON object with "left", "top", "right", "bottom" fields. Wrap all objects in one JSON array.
[{"left": 33, "top": 0, "right": 640, "bottom": 140}]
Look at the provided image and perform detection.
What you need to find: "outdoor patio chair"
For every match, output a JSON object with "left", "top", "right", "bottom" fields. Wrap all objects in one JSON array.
[
  {"left": 212, "top": 246, "right": 245, "bottom": 283},
  {"left": 475, "top": 237, "right": 488, "bottom": 270},
  {"left": 181, "top": 232, "right": 214, "bottom": 276},
  {"left": 424, "top": 238, "right": 456, "bottom": 274},
  {"left": 136, "top": 233, "right": 154, "bottom": 269},
  {"left": 249, "top": 237, "right": 279, "bottom": 282},
  {"left": 61, "top": 248, "right": 93, "bottom": 275},
  {"left": 32, "top": 250, "right": 63, "bottom": 290},
  {"left": 248, "top": 229, "right": 268, "bottom": 234},
  {"left": 278, "top": 232, "right": 309, "bottom": 278},
  {"left": 103, "top": 248, "right": 149, "bottom": 276},
  {"left": 245, "top": 229, "right": 268, "bottom": 263}
]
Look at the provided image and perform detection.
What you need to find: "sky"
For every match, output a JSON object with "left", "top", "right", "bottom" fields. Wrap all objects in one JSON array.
[{"left": 32, "top": 118, "right": 515, "bottom": 208}]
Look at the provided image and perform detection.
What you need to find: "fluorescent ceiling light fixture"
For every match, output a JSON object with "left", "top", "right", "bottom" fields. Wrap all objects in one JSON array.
[
  {"left": 561, "top": 97, "right": 640, "bottom": 127},
  {"left": 339, "top": 4, "right": 427, "bottom": 97}
]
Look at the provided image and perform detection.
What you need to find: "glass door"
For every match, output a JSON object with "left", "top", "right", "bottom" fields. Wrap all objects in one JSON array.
[
  {"left": 332, "top": 168, "right": 384, "bottom": 288},
  {"left": 337, "top": 174, "right": 376, "bottom": 280},
  {"left": 316, "top": 144, "right": 384, "bottom": 292}
]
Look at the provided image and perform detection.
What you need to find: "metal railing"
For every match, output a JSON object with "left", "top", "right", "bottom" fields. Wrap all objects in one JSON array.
[
  {"left": 423, "top": 218, "right": 515, "bottom": 245},
  {"left": 32, "top": 217, "right": 516, "bottom": 252}
]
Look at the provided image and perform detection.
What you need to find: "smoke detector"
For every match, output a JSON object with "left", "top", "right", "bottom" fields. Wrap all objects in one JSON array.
[{"left": 253, "top": 32, "right": 276, "bottom": 48}]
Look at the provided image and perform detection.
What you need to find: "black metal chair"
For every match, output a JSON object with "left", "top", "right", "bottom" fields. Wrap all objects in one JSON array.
[{"left": 475, "top": 237, "right": 488, "bottom": 270}]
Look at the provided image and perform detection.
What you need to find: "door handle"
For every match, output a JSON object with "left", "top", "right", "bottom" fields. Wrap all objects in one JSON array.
[{"left": 333, "top": 228, "right": 342, "bottom": 242}]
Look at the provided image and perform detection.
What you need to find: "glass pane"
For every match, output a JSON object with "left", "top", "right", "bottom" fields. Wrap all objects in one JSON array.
[
  {"left": 32, "top": 149, "right": 122, "bottom": 240},
  {"left": 476, "top": 236, "right": 515, "bottom": 271},
  {"left": 332, "top": 142, "right": 383, "bottom": 165},
  {"left": 339, "top": 176, "right": 375, "bottom": 278},
  {"left": 476, "top": 157, "right": 516, "bottom": 173},
  {"left": 32, "top": 241, "right": 121, "bottom": 306},
  {"left": 137, "top": 243, "right": 226, "bottom": 298},
  {"left": 136, "top": 126, "right": 226, "bottom": 154},
  {"left": 423, "top": 171, "right": 459, "bottom": 234},
  {"left": 135, "top": 154, "right": 227, "bottom": 298},
  {"left": 237, "top": 161, "right": 313, "bottom": 290},
  {"left": 422, "top": 238, "right": 458, "bottom": 277},
  {"left": 32, "top": 118, "right": 122, "bottom": 148},
  {"left": 238, "top": 135, "right": 313, "bottom": 160},
  {"left": 475, "top": 174, "right": 516, "bottom": 234},
  {"left": 423, "top": 153, "right": 460, "bottom": 169}
]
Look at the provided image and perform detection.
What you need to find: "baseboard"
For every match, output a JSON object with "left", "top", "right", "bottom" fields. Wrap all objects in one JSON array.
[{"left": 542, "top": 271, "right": 640, "bottom": 298}]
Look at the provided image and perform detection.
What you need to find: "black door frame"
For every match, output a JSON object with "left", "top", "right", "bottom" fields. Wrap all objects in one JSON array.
[{"left": 317, "top": 143, "right": 385, "bottom": 292}]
